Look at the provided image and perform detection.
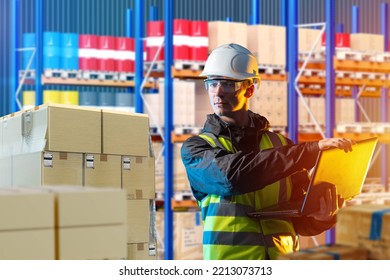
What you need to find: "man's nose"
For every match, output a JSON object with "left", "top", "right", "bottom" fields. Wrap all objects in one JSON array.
[{"left": 214, "top": 84, "right": 224, "bottom": 95}]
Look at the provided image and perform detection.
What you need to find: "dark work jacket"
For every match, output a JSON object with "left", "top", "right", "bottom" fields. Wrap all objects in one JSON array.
[{"left": 181, "top": 111, "right": 336, "bottom": 236}]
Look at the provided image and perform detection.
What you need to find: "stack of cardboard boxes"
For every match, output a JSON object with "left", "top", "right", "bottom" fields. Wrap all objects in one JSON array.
[
  {"left": 156, "top": 211, "right": 204, "bottom": 260},
  {"left": 0, "top": 185, "right": 127, "bottom": 260},
  {"left": 0, "top": 103, "right": 156, "bottom": 260},
  {"left": 278, "top": 244, "right": 369, "bottom": 260},
  {"left": 336, "top": 204, "right": 390, "bottom": 259}
]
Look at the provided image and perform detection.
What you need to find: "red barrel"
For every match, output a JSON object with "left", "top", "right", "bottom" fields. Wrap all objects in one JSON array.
[
  {"left": 321, "top": 33, "right": 351, "bottom": 48},
  {"left": 79, "top": 57, "right": 98, "bottom": 71},
  {"left": 147, "top": 21, "right": 164, "bottom": 36},
  {"left": 190, "top": 20, "right": 209, "bottom": 61},
  {"left": 78, "top": 34, "right": 98, "bottom": 71},
  {"left": 173, "top": 19, "right": 191, "bottom": 60},
  {"left": 79, "top": 34, "right": 98, "bottom": 49},
  {"left": 146, "top": 21, "right": 164, "bottom": 61},
  {"left": 117, "top": 37, "right": 135, "bottom": 73},
  {"left": 97, "top": 35, "right": 117, "bottom": 71}
]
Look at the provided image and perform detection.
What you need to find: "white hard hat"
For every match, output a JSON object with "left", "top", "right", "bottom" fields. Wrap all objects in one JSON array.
[{"left": 200, "top": 43, "right": 260, "bottom": 83}]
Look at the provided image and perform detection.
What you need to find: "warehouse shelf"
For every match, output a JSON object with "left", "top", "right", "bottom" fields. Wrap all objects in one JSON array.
[
  {"left": 170, "top": 199, "right": 199, "bottom": 210},
  {"left": 19, "top": 70, "right": 157, "bottom": 88},
  {"left": 41, "top": 76, "right": 156, "bottom": 88},
  {"left": 8, "top": 0, "right": 390, "bottom": 260},
  {"left": 298, "top": 75, "right": 388, "bottom": 88},
  {"left": 334, "top": 131, "right": 390, "bottom": 143},
  {"left": 299, "top": 87, "right": 382, "bottom": 97},
  {"left": 334, "top": 58, "right": 390, "bottom": 72},
  {"left": 171, "top": 67, "right": 288, "bottom": 81},
  {"left": 171, "top": 68, "right": 204, "bottom": 79},
  {"left": 299, "top": 56, "right": 390, "bottom": 72}
]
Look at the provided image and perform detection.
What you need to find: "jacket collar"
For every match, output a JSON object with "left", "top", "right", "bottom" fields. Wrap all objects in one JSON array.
[{"left": 202, "top": 110, "right": 270, "bottom": 137}]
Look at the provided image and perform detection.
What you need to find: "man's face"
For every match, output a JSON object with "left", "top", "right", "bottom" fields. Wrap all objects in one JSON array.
[{"left": 205, "top": 79, "right": 249, "bottom": 117}]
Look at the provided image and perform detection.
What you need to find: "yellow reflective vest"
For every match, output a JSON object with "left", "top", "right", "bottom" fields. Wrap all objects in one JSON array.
[{"left": 197, "top": 131, "right": 298, "bottom": 260}]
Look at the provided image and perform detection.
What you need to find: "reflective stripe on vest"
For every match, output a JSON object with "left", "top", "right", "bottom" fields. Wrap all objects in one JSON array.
[{"left": 198, "top": 131, "right": 296, "bottom": 260}]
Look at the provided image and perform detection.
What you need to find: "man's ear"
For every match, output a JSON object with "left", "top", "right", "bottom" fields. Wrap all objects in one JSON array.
[{"left": 244, "top": 84, "right": 255, "bottom": 98}]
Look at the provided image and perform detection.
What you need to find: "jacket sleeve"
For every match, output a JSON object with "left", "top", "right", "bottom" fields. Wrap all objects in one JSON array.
[
  {"left": 181, "top": 135, "right": 320, "bottom": 200},
  {"left": 289, "top": 172, "right": 337, "bottom": 236}
]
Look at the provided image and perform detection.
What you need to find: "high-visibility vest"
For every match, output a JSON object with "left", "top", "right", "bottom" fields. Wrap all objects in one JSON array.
[{"left": 198, "top": 131, "right": 298, "bottom": 260}]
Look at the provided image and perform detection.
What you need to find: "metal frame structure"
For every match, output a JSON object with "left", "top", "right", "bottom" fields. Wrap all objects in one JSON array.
[
  {"left": 9, "top": 0, "right": 390, "bottom": 259},
  {"left": 380, "top": 2, "right": 389, "bottom": 193}
]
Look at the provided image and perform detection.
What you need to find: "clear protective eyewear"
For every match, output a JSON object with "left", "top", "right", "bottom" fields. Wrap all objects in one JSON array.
[{"left": 204, "top": 79, "right": 244, "bottom": 93}]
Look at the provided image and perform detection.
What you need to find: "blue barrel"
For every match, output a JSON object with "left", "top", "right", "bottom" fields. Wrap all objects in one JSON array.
[
  {"left": 43, "top": 32, "right": 61, "bottom": 69},
  {"left": 79, "top": 91, "right": 98, "bottom": 106},
  {"left": 61, "top": 33, "right": 79, "bottom": 70},
  {"left": 22, "top": 33, "right": 36, "bottom": 69},
  {"left": 115, "top": 92, "right": 134, "bottom": 107},
  {"left": 98, "top": 91, "right": 115, "bottom": 107}
]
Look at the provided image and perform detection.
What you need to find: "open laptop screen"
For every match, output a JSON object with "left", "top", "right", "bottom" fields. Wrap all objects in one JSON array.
[
  {"left": 310, "top": 137, "right": 378, "bottom": 201},
  {"left": 247, "top": 137, "right": 378, "bottom": 218}
]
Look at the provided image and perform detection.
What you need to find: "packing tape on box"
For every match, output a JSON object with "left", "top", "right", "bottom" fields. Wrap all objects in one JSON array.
[
  {"left": 324, "top": 251, "right": 340, "bottom": 260},
  {"left": 300, "top": 248, "right": 341, "bottom": 260},
  {"left": 370, "top": 209, "right": 390, "bottom": 240}
]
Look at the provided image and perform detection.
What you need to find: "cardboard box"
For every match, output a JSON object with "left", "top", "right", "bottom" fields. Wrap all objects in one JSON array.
[
  {"left": 208, "top": 21, "right": 248, "bottom": 52},
  {"left": 248, "top": 24, "right": 286, "bottom": 67},
  {"left": 350, "top": 33, "right": 384, "bottom": 52},
  {"left": 0, "top": 188, "right": 55, "bottom": 260},
  {"left": 43, "top": 186, "right": 127, "bottom": 227},
  {"left": 152, "top": 142, "right": 164, "bottom": 192},
  {"left": 299, "top": 28, "right": 322, "bottom": 53},
  {"left": 0, "top": 156, "right": 12, "bottom": 187},
  {"left": 102, "top": 109, "right": 150, "bottom": 156},
  {"left": 336, "top": 204, "right": 390, "bottom": 259},
  {"left": 299, "top": 96, "right": 311, "bottom": 125},
  {"left": 278, "top": 244, "right": 369, "bottom": 260},
  {"left": 84, "top": 154, "right": 121, "bottom": 189},
  {"left": 1, "top": 112, "right": 23, "bottom": 156},
  {"left": 127, "top": 199, "right": 152, "bottom": 243},
  {"left": 156, "top": 211, "right": 203, "bottom": 260},
  {"left": 299, "top": 231, "right": 326, "bottom": 250},
  {"left": 12, "top": 151, "right": 83, "bottom": 187},
  {"left": 122, "top": 156, "right": 155, "bottom": 199},
  {"left": 0, "top": 229, "right": 55, "bottom": 260},
  {"left": 336, "top": 98, "right": 355, "bottom": 124},
  {"left": 143, "top": 91, "right": 162, "bottom": 129},
  {"left": 308, "top": 96, "right": 325, "bottom": 128},
  {"left": 58, "top": 225, "right": 127, "bottom": 260},
  {"left": 127, "top": 243, "right": 157, "bottom": 260},
  {"left": 44, "top": 186, "right": 127, "bottom": 260},
  {"left": 0, "top": 188, "right": 55, "bottom": 230},
  {"left": 24, "top": 104, "right": 101, "bottom": 153},
  {"left": 173, "top": 143, "right": 191, "bottom": 192},
  {"left": 159, "top": 79, "right": 208, "bottom": 129},
  {"left": 152, "top": 142, "right": 192, "bottom": 193},
  {"left": 251, "top": 81, "right": 287, "bottom": 127}
]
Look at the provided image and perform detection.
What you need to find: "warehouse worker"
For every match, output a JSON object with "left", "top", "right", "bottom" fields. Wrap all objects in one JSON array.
[{"left": 181, "top": 43, "right": 354, "bottom": 260}]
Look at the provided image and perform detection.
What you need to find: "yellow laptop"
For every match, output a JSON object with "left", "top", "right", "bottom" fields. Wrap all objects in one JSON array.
[{"left": 247, "top": 137, "right": 378, "bottom": 218}]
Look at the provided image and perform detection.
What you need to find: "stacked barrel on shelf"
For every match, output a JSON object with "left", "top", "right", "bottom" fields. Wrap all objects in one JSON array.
[
  {"left": 22, "top": 32, "right": 136, "bottom": 74},
  {"left": 22, "top": 90, "right": 134, "bottom": 110},
  {"left": 145, "top": 19, "right": 208, "bottom": 62}
]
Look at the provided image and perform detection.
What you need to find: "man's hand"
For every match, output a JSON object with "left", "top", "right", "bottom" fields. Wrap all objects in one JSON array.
[
  {"left": 318, "top": 138, "right": 356, "bottom": 153},
  {"left": 307, "top": 183, "right": 344, "bottom": 221}
]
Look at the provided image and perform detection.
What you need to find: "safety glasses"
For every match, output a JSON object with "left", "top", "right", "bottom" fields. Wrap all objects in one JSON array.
[{"left": 203, "top": 79, "right": 244, "bottom": 93}]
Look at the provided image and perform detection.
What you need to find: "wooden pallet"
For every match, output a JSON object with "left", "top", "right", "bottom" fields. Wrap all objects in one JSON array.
[{"left": 174, "top": 60, "right": 205, "bottom": 71}]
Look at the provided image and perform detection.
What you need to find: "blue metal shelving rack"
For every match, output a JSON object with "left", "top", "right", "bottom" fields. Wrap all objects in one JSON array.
[
  {"left": 9, "top": 0, "right": 390, "bottom": 260},
  {"left": 324, "top": 0, "right": 336, "bottom": 245},
  {"left": 134, "top": 0, "right": 175, "bottom": 261},
  {"left": 380, "top": 3, "right": 389, "bottom": 193},
  {"left": 11, "top": 0, "right": 43, "bottom": 111}
]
